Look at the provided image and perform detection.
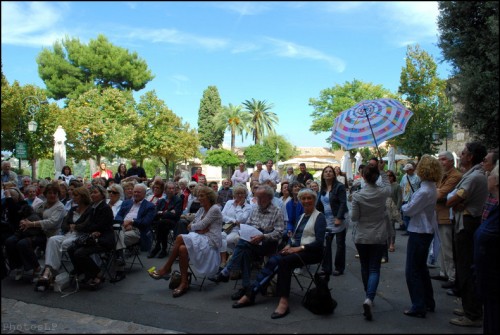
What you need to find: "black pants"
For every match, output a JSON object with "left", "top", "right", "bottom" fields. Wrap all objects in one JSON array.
[{"left": 67, "top": 243, "right": 108, "bottom": 279}]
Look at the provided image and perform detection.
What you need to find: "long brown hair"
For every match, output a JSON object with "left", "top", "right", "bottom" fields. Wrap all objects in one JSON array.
[{"left": 319, "top": 165, "right": 338, "bottom": 195}]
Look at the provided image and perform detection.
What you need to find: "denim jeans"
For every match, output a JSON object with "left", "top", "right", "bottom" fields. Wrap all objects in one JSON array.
[
  {"left": 405, "top": 232, "right": 435, "bottom": 312},
  {"left": 355, "top": 243, "right": 385, "bottom": 301}
]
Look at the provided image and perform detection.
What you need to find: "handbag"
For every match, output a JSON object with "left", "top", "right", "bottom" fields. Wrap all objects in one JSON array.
[
  {"left": 168, "top": 270, "right": 192, "bottom": 290},
  {"left": 74, "top": 233, "right": 97, "bottom": 247},
  {"left": 222, "top": 222, "right": 236, "bottom": 234},
  {"left": 302, "top": 273, "right": 337, "bottom": 315}
]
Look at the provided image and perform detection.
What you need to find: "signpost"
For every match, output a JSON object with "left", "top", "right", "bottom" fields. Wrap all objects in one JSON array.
[{"left": 16, "top": 142, "right": 28, "bottom": 172}]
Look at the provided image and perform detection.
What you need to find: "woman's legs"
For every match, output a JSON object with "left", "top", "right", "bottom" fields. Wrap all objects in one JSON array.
[{"left": 158, "top": 235, "right": 185, "bottom": 275}]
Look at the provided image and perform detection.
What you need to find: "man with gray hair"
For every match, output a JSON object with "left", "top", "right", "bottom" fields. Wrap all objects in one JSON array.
[
  {"left": 209, "top": 185, "right": 284, "bottom": 301},
  {"left": 1, "top": 161, "right": 18, "bottom": 185},
  {"left": 431, "top": 151, "right": 462, "bottom": 290}
]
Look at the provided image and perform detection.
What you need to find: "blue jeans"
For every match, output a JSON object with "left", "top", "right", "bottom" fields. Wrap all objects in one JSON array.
[
  {"left": 355, "top": 243, "right": 385, "bottom": 301},
  {"left": 405, "top": 232, "right": 435, "bottom": 312},
  {"left": 225, "top": 239, "right": 278, "bottom": 288}
]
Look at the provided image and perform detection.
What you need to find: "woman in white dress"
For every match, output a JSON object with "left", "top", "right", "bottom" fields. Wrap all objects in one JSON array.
[{"left": 148, "top": 186, "right": 222, "bottom": 298}]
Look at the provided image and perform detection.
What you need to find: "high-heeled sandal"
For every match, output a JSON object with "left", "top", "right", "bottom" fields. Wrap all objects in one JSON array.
[
  {"left": 148, "top": 270, "right": 171, "bottom": 281},
  {"left": 35, "top": 268, "right": 53, "bottom": 291},
  {"left": 172, "top": 285, "right": 189, "bottom": 298}
]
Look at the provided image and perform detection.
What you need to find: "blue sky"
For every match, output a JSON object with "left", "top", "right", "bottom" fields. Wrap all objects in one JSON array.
[{"left": 1, "top": 1, "right": 451, "bottom": 148}]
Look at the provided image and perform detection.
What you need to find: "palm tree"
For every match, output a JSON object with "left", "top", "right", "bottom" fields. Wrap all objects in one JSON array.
[
  {"left": 214, "top": 103, "right": 251, "bottom": 152},
  {"left": 242, "top": 98, "right": 279, "bottom": 145}
]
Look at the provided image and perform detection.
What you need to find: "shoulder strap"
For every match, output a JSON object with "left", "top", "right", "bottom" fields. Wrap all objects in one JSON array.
[{"left": 406, "top": 175, "right": 415, "bottom": 193}]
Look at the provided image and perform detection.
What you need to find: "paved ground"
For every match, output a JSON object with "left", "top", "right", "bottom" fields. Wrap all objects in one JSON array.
[{"left": 1, "top": 221, "right": 484, "bottom": 334}]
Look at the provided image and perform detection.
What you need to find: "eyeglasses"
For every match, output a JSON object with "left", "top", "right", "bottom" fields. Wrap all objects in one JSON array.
[{"left": 109, "top": 191, "right": 119, "bottom": 194}]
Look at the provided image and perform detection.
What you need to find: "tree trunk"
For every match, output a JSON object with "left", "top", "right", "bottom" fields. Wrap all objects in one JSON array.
[
  {"left": 31, "top": 158, "right": 37, "bottom": 180},
  {"left": 231, "top": 130, "right": 236, "bottom": 152}
]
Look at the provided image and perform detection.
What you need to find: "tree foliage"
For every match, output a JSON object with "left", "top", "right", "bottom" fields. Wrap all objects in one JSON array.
[
  {"left": 133, "top": 91, "right": 200, "bottom": 178},
  {"left": 437, "top": 1, "right": 499, "bottom": 148},
  {"left": 36, "top": 34, "right": 154, "bottom": 101},
  {"left": 242, "top": 99, "right": 278, "bottom": 145},
  {"left": 198, "top": 86, "right": 224, "bottom": 149},
  {"left": 203, "top": 148, "right": 241, "bottom": 168},
  {"left": 214, "top": 103, "right": 251, "bottom": 152},
  {"left": 395, "top": 45, "right": 453, "bottom": 158},
  {"left": 54, "top": 87, "right": 138, "bottom": 163},
  {"left": 261, "top": 134, "right": 298, "bottom": 163},
  {"left": 308, "top": 79, "right": 396, "bottom": 147}
]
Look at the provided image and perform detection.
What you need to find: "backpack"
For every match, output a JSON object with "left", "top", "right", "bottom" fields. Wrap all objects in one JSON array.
[{"left": 302, "top": 272, "right": 337, "bottom": 315}]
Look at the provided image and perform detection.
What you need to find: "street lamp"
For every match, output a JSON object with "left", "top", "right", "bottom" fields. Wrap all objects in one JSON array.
[{"left": 22, "top": 96, "right": 48, "bottom": 179}]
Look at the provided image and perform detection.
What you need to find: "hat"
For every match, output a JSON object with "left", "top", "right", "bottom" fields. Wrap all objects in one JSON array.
[{"left": 403, "top": 163, "right": 414, "bottom": 171}]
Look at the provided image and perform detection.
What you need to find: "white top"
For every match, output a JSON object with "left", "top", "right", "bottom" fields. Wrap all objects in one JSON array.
[
  {"left": 401, "top": 181, "right": 438, "bottom": 234},
  {"left": 221, "top": 199, "right": 252, "bottom": 227},
  {"left": 259, "top": 169, "right": 280, "bottom": 184},
  {"left": 231, "top": 170, "right": 249, "bottom": 186}
]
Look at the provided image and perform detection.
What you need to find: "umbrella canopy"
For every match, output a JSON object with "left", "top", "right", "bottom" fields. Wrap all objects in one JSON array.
[
  {"left": 387, "top": 146, "right": 396, "bottom": 171},
  {"left": 354, "top": 151, "right": 363, "bottom": 172},
  {"left": 331, "top": 98, "right": 414, "bottom": 157},
  {"left": 381, "top": 154, "right": 410, "bottom": 161},
  {"left": 340, "top": 151, "right": 353, "bottom": 180}
]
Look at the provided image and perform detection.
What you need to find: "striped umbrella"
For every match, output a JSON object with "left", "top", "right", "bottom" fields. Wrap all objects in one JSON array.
[{"left": 331, "top": 98, "right": 413, "bottom": 158}]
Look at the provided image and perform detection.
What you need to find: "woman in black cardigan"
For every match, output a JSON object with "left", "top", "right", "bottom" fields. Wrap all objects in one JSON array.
[{"left": 67, "top": 185, "right": 114, "bottom": 289}]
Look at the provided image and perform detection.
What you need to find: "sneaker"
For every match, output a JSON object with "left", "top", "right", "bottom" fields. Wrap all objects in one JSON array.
[
  {"left": 453, "top": 308, "right": 465, "bottom": 316},
  {"left": 449, "top": 316, "right": 482, "bottom": 327},
  {"left": 208, "top": 271, "right": 229, "bottom": 283},
  {"left": 363, "top": 298, "right": 373, "bottom": 321},
  {"left": 355, "top": 254, "right": 360, "bottom": 258},
  {"left": 381, "top": 257, "right": 387, "bottom": 264}
]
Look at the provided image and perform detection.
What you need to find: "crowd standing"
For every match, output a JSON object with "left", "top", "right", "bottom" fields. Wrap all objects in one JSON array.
[{"left": 1, "top": 149, "right": 498, "bottom": 333}]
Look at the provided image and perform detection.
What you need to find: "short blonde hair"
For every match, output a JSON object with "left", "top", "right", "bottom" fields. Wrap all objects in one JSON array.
[
  {"left": 197, "top": 185, "right": 217, "bottom": 205},
  {"left": 416, "top": 154, "right": 443, "bottom": 183}
]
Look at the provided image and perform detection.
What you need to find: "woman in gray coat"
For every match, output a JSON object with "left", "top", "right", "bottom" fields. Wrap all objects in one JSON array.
[{"left": 351, "top": 161, "right": 390, "bottom": 321}]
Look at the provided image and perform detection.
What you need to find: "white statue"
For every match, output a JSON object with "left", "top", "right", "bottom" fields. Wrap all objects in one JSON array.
[{"left": 53, "top": 126, "right": 67, "bottom": 180}]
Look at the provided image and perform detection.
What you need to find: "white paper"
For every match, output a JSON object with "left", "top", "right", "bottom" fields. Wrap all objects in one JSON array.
[{"left": 239, "top": 224, "right": 263, "bottom": 244}]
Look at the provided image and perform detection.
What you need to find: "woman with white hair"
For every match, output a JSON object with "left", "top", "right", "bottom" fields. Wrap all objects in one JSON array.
[{"left": 107, "top": 183, "right": 124, "bottom": 218}]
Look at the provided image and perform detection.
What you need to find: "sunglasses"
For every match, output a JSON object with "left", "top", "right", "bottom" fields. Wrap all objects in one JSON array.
[
  {"left": 189, "top": 186, "right": 196, "bottom": 188},
  {"left": 109, "top": 191, "right": 119, "bottom": 194}
]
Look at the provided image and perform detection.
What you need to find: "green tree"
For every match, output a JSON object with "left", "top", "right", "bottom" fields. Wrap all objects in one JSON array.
[
  {"left": 437, "top": 1, "right": 499, "bottom": 148},
  {"left": 242, "top": 98, "right": 278, "bottom": 145},
  {"left": 214, "top": 103, "right": 251, "bottom": 152},
  {"left": 243, "top": 144, "right": 275, "bottom": 166},
  {"left": 134, "top": 91, "right": 200, "bottom": 178},
  {"left": 55, "top": 87, "right": 138, "bottom": 164},
  {"left": 198, "top": 86, "right": 224, "bottom": 149},
  {"left": 261, "top": 134, "right": 298, "bottom": 163},
  {"left": 309, "top": 79, "right": 396, "bottom": 148},
  {"left": 1, "top": 80, "right": 59, "bottom": 179},
  {"left": 203, "top": 148, "right": 241, "bottom": 178},
  {"left": 36, "top": 34, "right": 154, "bottom": 101},
  {"left": 395, "top": 44, "right": 453, "bottom": 159}
]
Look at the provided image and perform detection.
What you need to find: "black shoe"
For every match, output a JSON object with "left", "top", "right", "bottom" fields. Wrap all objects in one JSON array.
[
  {"left": 397, "top": 226, "right": 406, "bottom": 231},
  {"left": 232, "top": 299, "right": 254, "bottom": 309},
  {"left": 231, "top": 288, "right": 247, "bottom": 301},
  {"left": 404, "top": 309, "right": 426, "bottom": 318},
  {"left": 401, "top": 232, "right": 409, "bottom": 236},
  {"left": 115, "top": 256, "right": 126, "bottom": 266},
  {"left": 446, "top": 288, "right": 459, "bottom": 297},
  {"left": 147, "top": 246, "right": 161, "bottom": 258},
  {"left": 157, "top": 250, "right": 168, "bottom": 258},
  {"left": 430, "top": 275, "right": 449, "bottom": 281},
  {"left": 110, "top": 271, "right": 126, "bottom": 283},
  {"left": 208, "top": 271, "right": 229, "bottom": 283},
  {"left": 332, "top": 270, "right": 344, "bottom": 276},
  {"left": 271, "top": 307, "right": 290, "bottom": 319},
  {"left": 441, "top": 280, "right": 455, "bottom": 289}
]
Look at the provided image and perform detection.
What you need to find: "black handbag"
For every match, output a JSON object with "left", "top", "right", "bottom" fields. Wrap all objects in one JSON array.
[
  {"left": 74, "top": 233, "right": 97, "bottom": 247},
  {"left": 302, "top": 273, "right": 337, "bottom": 315}
]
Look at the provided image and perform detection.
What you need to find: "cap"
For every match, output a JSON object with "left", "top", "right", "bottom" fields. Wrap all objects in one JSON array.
[{"left": 403, "top": 163, "right": 414, "bottom": 171}]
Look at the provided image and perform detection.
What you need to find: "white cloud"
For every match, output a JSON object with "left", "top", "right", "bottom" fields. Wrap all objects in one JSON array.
[
  {"left": 212, "top": 2, "right": 272, "bottom": 16},
  {"left": 1, "top": 2, "right": 69, "bottom": 47},
  {"left": 126, "top": 28, "right": 228, "bottom": 51},
  {"left": 169, "top": 74, "right": 190, "bottom": 96},
  {"left": 264, "top": 37, "right": 346, "bottom": 72}
]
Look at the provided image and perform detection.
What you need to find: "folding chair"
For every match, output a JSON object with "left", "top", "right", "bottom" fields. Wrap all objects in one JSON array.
[
  {"left": 293, "top": 230, "right": 333, "bottom": 295},
  {"left": 125, "top": 241, "right": 144, "bottom": 272}
]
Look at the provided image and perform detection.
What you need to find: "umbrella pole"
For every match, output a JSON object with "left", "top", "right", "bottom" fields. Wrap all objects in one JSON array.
[{"left": 364, "top": 108, "right": 383, "bottom": 160}]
